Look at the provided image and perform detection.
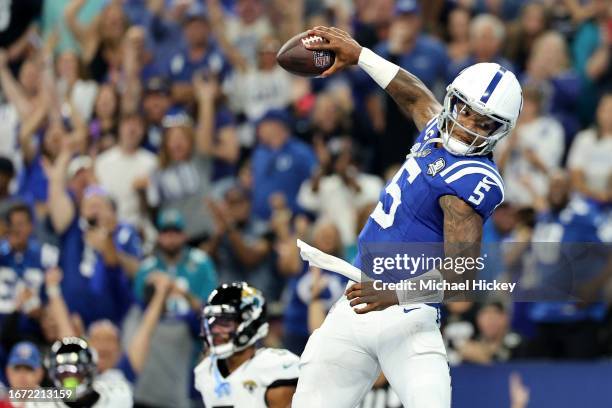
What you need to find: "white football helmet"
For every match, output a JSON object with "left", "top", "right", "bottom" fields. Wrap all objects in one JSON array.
[{"left": 437, "top": 63, "right": 523, "bottom": 156}]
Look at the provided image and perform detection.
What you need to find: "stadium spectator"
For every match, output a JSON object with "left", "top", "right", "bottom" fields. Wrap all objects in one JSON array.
[
  {"left": 193, "top": 71, "right": 239, "bottom": 181},
  {"left": 251, "top": 109, "right": 317, "bottom": 220},
  {"left": 64, "top": 0, "right": 129, "bottom": 83},
  {"left": 0, "top": 50, "right": 47, "bottom": 193},
  {"left": 522, "top": 31, "right": 581, "bottom": 145},
  {"left": 446, "top": 7, "right": 472, "bottom": 64},
  {"left": 496, "top": 86, "right": 565, "bottom": 207},
  {"left": 441, "top": 301, "right": 479, "bottom": 366},
  {"left": 17, "top": 96, "right": 87, "bottom": 220},
  {"left": 132, "top": 208, "right": 217, "bottom": 408},
  {"left": 459, "top": 303, "right": 525, "bottom": 364},
  {"left": 0, "top": 0, "right": 43, "bottom": 68},
  {"left": 146, "top": 105, "right": 219, "bottom": 242},
  {"left": 0, "top": 51, "right": 41, "bottom": 121},
  {"left": 481, "top": 203, "right": 527, "bottom": 283},
  {"left": 364, "top": 0, "right": 448, "bottom": 172},
  {"left": 448, "top": 14, "right": 515, "bottom": 80},
  {"left": 88, "top": 84, "right": 120, "bottom": 155},
  {"left": 567, "top": 93, "right": 612, "bottom": 206},
  {"left": 167, "top": 3, "right": 231, "bottom": 107},
  {"left": 224, "top": 36, "right": 297, "bottom": 132},
  {"left": 95, "top": 112, "right": 157, "bottom": 229},
  {"left": 3, "top": 342, "right": 44, "bottom": 394},
  {"left": 121, "top": 25, "right": 154, "bottom": 119},
  {"left": 134, "top": 208, "right": 217, "bottom": 313},
  {"left": 55, "top": 49, "right": 98, "bottom": 122},
  {"left": 0, "top": 204, "right": 58, "bottom": 326},
  {"left": 283, "top": 220, "right": 347, "bottom": 355},
  {"left": 205, "top": 185, "right": 277, "bottom": 299},
  {"left": 504, "top": 2, "right": 549, "bottom": 72},
  {"left": 208, "top": 0, "right": 273, "bottom": 67},
  {"left": 0, "top": 158, "right": 16, "bottom": 229},
  {"left": 377, "top": 0, "right": 448, "bottom": 89},
  {"left": 45, "top": 266, "right": 171, "bottom": 383},
  {"left": 297, "top": 141, "right": 382, "bottom": 245},
  {"left": 526, "top": 172, "right": 607, "bottom": 359},
  {"left": 300, "top": 91, "right": 353, "bottom": 146},
  {"left": 572, "top": 0, "right": 612, "bottom": 124},
  {"left": 140, "top": 77, "right": 172, "bottom": 153},
  {"left": 46, "top": 148, "right": 140, "bottom": 326}
]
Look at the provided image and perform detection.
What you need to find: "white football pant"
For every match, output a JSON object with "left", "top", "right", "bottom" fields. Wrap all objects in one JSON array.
[{"left": 292, "top": 294, "right": 451, "bottom": 408}]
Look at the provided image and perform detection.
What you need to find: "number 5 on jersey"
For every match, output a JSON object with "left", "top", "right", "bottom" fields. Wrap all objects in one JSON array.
[
  {"left": 371, "top": 158, "right": 421, "bottom": 229},
  {"left": 468, "top": 176, "right": 495, "bottom": 206}
]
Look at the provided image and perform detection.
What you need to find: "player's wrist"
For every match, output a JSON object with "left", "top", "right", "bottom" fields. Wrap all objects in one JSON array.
[{"left": 358, "top": 48, "right": 400, "bottom": 89}]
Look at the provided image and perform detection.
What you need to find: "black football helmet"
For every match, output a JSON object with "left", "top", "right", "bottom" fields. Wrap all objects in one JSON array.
[
  {"left": 46, "top": 337, "right": 97, "bottom": 398},
  {"left": 202, "top": 282, "right": 269, "bottom": 358}
]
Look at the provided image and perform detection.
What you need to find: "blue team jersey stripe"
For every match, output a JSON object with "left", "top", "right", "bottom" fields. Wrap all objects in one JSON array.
[
  {"left": 439, "top": 160, "right": 503, "bottom": 185},
  {"left": 480, "top": 67, "right": 507, "bottom": 103}
]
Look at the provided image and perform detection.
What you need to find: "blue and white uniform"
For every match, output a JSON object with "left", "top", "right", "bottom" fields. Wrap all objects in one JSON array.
[
  {"left": 293, "top": 118, "right": 504, "bottom": 408},
  {"left": 355, "top": 118, "right": 503, "bottom": 283},
  {"left": 293, "top": 56, "right": 522, "bottom": 408}
]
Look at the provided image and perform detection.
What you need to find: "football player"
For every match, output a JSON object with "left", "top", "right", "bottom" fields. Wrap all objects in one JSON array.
[
  {"left": 45, "top": 337, "right": 133, "bottom": 407},
  {"left": 195, "top": 282, "right": 299, "bottom": 407},
  {"left": 292, "top": 26, "right": 523, "bottom": 408}
]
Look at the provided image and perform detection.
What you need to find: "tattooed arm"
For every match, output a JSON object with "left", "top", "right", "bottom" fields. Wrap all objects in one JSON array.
[
  {"left": 384, "top": 70, "right": 442, "bottom": 131},
  {"left": 438, "top": 195, "right": 483, "bottom": 295},
  {"left": 304, "top": 26, "right": 442, "bottom": 131}
]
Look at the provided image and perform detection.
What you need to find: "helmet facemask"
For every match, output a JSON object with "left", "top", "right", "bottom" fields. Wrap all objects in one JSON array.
[
  {"left": 201, "top": 282, "right": 270, "bottom": 360},
  {"left": 202, "top": 305, "right": 240, "bottom": 359},
  {"left": 47, "top": 339, "right": 97, "bottom": 400},
  {"left": 438, "top": 89, "right": 513, "bottom": 156}
]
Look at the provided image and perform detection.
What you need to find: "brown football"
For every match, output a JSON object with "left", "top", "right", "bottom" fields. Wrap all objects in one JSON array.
[{"left": 276, "top": 31, "right": 335, "bottom": 77}]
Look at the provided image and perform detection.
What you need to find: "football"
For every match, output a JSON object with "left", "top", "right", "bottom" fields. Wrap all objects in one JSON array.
[{"left": 276, "top": 31, "right": 335, "bottom": 77}]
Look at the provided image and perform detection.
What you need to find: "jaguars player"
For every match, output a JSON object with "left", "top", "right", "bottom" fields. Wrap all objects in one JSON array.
[
  {"left": 292, "top": 27, "right": 523, "bottom": 408},
  {"left": 43, "top": 337, "right": 133, "bottom": 407},
  {"left": 195, "top": 282, "right": 299, "bottom": 407}
]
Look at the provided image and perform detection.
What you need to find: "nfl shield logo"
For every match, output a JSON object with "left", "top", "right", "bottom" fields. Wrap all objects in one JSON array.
[{"left": 313, "top": 51, "right": 331, "bottom": 68}]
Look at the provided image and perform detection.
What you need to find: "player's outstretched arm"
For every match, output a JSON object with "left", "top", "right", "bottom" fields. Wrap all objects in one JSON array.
[{"left": 305, "top": 26, "right": 441, "bottom": 131}]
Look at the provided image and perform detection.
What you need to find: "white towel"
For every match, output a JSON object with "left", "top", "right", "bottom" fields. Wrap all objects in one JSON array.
[{"left": 296, "top": 239, "right": 362, "bottom": 282}]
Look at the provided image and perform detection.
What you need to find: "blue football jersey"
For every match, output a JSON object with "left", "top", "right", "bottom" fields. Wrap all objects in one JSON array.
[
  {"left": 354, "top": 117, "right": 504, "bottom": 281},
  {"left": 0, "top": 239, "right": 59, "bottom": 315},
  {"left": 529, "top": 198, "right": 607, "bottom": 323}
]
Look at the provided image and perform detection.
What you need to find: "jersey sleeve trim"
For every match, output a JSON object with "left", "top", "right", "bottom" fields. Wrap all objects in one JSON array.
[{"left": 439, "top": 159, "right": 503, "bottom": 183}]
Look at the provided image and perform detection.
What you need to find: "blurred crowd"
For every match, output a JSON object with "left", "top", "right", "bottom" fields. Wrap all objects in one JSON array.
[{"left": 1, "top": 0, "right": 612, "bottom": 406}]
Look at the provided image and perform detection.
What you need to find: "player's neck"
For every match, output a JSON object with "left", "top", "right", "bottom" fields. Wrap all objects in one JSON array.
[{"left": 225, "top": 346, "right": 256, "bottom": 374}]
